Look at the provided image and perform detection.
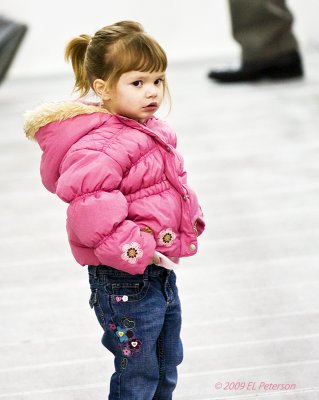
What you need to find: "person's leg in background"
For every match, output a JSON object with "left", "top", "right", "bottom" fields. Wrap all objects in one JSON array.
[{"left": 208, "top": 0, "right": 303, "bottom": 82}]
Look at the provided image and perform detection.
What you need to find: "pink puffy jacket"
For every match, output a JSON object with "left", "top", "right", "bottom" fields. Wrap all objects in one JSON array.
[{"left": 25, "top": 101, "right": 205, "bottom": 274}]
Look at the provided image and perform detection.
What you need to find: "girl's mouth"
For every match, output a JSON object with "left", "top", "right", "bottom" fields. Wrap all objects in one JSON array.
[{"left": 143, "top": 102, "right": 158, "bottom": 110}]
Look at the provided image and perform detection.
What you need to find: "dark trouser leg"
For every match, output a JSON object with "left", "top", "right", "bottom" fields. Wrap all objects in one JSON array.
[
  {"left": 229, "top": 0, "right": 299, "bottom": 63},
  {"left": 208, "top": 0, "right": 303, "bottom": 82}
]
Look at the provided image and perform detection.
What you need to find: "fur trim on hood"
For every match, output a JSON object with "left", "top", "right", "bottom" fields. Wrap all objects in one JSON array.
[{"left": 24, "top": 101, "right": 109, "bottom": 140}]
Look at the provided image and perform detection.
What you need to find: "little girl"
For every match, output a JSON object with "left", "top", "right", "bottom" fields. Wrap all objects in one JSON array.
[{"left": 24, "top": 20, "right": 205, "bottom": 400}]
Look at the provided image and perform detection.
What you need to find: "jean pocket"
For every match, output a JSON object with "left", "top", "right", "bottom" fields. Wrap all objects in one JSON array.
[
  {"left": 89, "top": 288, "right": 106, "bottom": 328},
  {"left": 110, "top": 280, "right": 150, "bottom": 303}
]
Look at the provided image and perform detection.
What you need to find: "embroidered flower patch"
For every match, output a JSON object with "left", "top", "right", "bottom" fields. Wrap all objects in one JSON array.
[
  {"left": 108, "top": 323, "right": 117, "bottom": 330},
  {"left": 116, "top": 326, "right": 129, "bottom": 342},
  {"left": 157, "top": 228, "right": 176, "bottom": 247},
  {"left": 123, "top": 348, "right": 132, "bottom": 357},
  {"left": 121, "top": 242, "right": 143, "bottom": 264},
  {"left": 108, "top": 317, "right": 142, "bottom": 357}
]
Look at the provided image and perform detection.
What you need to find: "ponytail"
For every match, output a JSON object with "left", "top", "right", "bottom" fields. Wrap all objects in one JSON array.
[{"left": 65, "top": 34, "right": 91, "bottom": 97}]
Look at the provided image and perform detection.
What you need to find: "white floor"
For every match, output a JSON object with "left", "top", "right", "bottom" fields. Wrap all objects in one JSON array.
[{"left": 1, "top": 53, "right": 319, "bottom": 399}]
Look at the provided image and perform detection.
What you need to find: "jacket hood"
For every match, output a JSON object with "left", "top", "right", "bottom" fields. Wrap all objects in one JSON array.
[
  {"left": 24, "top": 100, "right": 174, "bottom": 194},
  {"left": 24, "top": 101, "right": 109, "bottom": 140},
  {"left": 24, "top": 101, "right": 111, "bottom": 193}
]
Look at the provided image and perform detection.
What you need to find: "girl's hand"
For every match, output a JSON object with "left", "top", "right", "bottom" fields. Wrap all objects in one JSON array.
[
  {"left": 140, "top": 226, "right": 154, "bottom": 235},
  {"left": 140, "top": 227, "right": 160, "bottom": 264},
  {"left": 152, "top": 253, "right": 161, "bottom": 265}
]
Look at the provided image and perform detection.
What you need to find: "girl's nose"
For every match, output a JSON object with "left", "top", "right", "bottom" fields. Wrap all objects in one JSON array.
[{"left": 146, "top": 85, "right": 157, "bottom": 97}]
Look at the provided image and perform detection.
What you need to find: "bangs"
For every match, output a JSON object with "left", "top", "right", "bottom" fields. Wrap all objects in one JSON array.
[
  {"left": 105, "top": 33, "right": 167, "bottom": 85},
  {"left": 124, "top": 35, "right": 167, "bottom": 72}
]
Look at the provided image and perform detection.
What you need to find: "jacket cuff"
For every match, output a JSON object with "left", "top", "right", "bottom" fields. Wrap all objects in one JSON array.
[{"left": 94, "top": 229, "right": 156, "bottom": 275}]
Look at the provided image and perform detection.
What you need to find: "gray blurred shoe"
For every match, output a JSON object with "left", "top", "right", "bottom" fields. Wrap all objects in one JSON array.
[{"left": 208, "top": 50, "right": 303, "bottom": 83}]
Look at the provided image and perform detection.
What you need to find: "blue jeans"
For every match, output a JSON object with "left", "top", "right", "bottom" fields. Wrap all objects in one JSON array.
[{"left": 88, "top": 264, "right": 183, "bottom": 400}]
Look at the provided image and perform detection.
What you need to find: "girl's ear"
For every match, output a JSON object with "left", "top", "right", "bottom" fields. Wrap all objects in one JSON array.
[{"left": 93, "top": 79, "right": 111, "bottom": 100}]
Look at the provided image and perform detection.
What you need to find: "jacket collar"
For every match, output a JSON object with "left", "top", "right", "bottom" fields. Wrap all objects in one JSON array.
[
  {"left": 24, "top": 101, "right": 166, "bottom": 145},
  {"left": 115, "top": 114, "right": 170, "bottom": 149}
]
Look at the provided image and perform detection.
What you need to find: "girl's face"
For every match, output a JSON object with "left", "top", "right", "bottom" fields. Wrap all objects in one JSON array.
[{"left": 104, "top": 70, "right": 166, "bottom": 123}]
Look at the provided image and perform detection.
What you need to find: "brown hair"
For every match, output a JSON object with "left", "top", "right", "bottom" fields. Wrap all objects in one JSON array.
[{"left": 65, "top": 21, "right": 168, "bottom": 98}]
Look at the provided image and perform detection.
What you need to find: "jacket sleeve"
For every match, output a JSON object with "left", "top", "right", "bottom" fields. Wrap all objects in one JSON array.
[{"left": 56, "top": 149, "right": 156, "bottom": 274}]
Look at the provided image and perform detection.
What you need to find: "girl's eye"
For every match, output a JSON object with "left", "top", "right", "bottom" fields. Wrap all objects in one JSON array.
[
  {"left": 132, "top": 80, "right": 143, "bottom": 87},
  {"left": 154, "top": 78, "right": 163, "bottom": 85}
]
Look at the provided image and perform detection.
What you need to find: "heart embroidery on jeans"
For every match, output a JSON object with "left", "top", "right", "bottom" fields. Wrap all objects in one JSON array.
[
  {"left": 122, "top": 317, "right": 135, "bottom": 329},
  {"left": 128, "top": 338, "right": 142, "bottom": 351},
  {"left": 115, "top": 295, "right": 129, "bottom": 303},
  {"left": 108, "top": 318, "right": 142, "bottom": 357}
]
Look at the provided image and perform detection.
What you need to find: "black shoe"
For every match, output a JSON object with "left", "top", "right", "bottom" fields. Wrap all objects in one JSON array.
[
  {"left": 208, "top": 50, "right": 303, "bottom": 83},
  {"left": 0, "top": 17, "right": 28, "bottom": 84}
]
